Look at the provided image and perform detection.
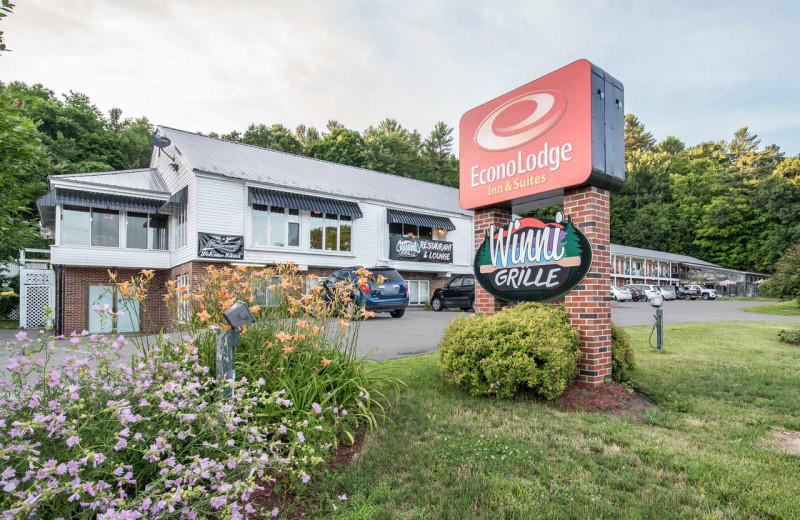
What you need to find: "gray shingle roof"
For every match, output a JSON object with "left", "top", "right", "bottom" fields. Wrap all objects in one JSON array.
[
  {"left": 158, "top": 126, "right": 472, "bottom": 217},
  {"left": 50, "top": 168, "right": 169, "bottom": 194},
  {"left": 610, "top": 244, "right": 724, "bottom": 269}
]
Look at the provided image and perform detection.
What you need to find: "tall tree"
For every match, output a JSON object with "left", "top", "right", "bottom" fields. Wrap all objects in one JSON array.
[
  {"left": 624, "top": 114, "right": 655, "bottom": 152},
  {"left": 241, "top": 123, "right": 303, "bottom": 155}
]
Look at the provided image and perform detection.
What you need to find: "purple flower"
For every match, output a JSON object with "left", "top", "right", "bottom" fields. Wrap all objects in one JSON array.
[
  {"left": 210, "top": 496, "right": 226, "bottom": 509},
  {"left": 66, "top": 436, "right": 79, "bottom": 448},
  {"left": 92, "top": 304, "right": 100, "bottom": 313},
  {"left": 271, "top": 507, "right": 279, "bottom": 517},
  {"left": 312, "top": 402, "right": 322, "bottom": 414},
  {"left": 14, "top": 331, "right": 28, "bottom": 342},
  {"left": 301, "top": 473, "right": 310, "bottom": 484},
  {"left": 339, "top": 494, "right": 348, "bottom": 501},
  {"left": 296, "top": 431, "right": 305, "bottom": 443}
]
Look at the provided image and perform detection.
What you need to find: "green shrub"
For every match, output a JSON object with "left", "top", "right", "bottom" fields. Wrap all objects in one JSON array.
[
  {"left": 438, "top": 302, "right": 581, "bottom": 400},
  {"left": 611, "top": 323, "right": 636, "bottom": 382},
  {"left": 778, "top": 329, "right": 800, "bottom": 345}
]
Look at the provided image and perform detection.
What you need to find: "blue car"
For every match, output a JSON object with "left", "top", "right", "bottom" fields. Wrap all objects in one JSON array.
[{"left": 323, "top": 266, "right": 409, "bottom": 318}]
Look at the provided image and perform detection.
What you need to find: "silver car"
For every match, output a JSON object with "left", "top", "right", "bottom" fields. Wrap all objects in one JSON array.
[
  {"left": 611, "top": 286, "right": 633, "bottom": 302},
  {"left": 658, "top": 285, "right": 678, "bottom": 300}
]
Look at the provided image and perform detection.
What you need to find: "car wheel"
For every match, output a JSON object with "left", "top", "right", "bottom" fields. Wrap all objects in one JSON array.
[
  {"left": 702, "top": 293, "right": 709, "bottom": 300},
  {"left": 390, "top": 309, "right": 405, "bottom": 318},
  {"left": 431, "top": 297, "right": 443, "bottom": 312}
]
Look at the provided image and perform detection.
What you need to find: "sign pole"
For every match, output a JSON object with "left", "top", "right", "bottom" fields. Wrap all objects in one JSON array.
[{"left": 563, "top": 186, "right": 612, "bottom": 384}]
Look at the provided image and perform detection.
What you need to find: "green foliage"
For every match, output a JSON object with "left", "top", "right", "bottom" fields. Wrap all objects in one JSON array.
[
  {"left": 760, "top": 243, "right": 800, "bottom": 302},
  {"left": 610, "top": 323, "right": 635, "bottom": 382},
  {"left": 438, "top": 303, "right": 581, "bottom": 400},
  {"left": 0, "top": 1, "right": 14, "bottom": 54},
  {"left": 0, "top": 273, "right": 19, "bottom": 318},
  {"left": 0, "top": 90, "right": 45, "bottom": 261}
]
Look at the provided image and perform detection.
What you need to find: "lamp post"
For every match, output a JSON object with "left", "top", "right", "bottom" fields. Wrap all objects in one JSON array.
[{"left": 649, "top": 295, "right": 664, "bottom": 352}]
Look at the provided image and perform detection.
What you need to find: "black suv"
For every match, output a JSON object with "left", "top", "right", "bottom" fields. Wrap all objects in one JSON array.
[{"left": 430, "top": 274, "right": 475, "bottom": 312}]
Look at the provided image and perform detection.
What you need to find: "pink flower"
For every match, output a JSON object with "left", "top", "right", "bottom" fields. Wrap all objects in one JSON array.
[
  {"left": 301, "top": 473, "right": 310, "bottom": 483},
  {"left": 66, "top": 436, "right": 79, "bottom": 448},
  {"left": 271, "top": 507, "right": 279, "bottom": 517},
  {"left": 92, "top": 304, "right": 100, "bottom": 313},
  {"left": 14, "top": 331, "right": 27, "bottom": 342}
]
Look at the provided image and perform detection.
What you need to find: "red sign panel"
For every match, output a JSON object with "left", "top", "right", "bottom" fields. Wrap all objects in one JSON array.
[{"left": 459, "top": 60, "right": 594, "bottom": 210}]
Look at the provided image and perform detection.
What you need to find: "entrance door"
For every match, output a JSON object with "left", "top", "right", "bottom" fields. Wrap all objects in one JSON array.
[
  {"left": 88, "top": 285, "right": 114, "bottom": 333},
  {"left": 115, "top": 291, "right": 140, "bottom": 333}
]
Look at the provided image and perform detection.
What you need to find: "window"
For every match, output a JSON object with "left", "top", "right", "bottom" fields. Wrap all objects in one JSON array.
[
  {"left": 462, "top": 277, "right": 475, "bottom": 287},
  {"left": 449, "top": 277, "right": 463, "bottom": 288},
  {"left": 252, "top": 206, "right": 300, "bottom": 247},
  {"left": 175, "top": 203, "right": 187, "bottom": 249},
  {"left": 61, "top": 206, "right": 91, "bottom": 245},
  {"left": 91, "top": 209, "right": 120, "bottom": 247},
  {"left": 310, "top": 212, "right": 351, "bottom": 252},
  {"left": 388, "top": 223, "right": 435, "bottom": 240},
  {"left": 407, "top": 280, "right": 430, "bottom": 306},
  {"left": 127, "top": 213, "right": 168, "bottom": 250}
]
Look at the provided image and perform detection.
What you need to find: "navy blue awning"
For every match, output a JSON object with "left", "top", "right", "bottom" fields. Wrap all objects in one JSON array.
[
  {"left": 387, "top": 209, "right": 455, "bottom": 231},
  {"left": 158, "top": 186, "right": 188, "bottom": 215},
  {"left": 37, "top": 189, "right": 165, "bottom": 228},
  {"left": 248, "top": 187, "right": 363, "bottom": 218}
]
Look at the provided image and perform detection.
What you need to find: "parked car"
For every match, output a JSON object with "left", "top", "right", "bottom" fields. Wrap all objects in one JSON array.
[
  {"left": 683, "top": 284, "right": 717, "bottom": 300},
  {"left": 677, "top": 285, "right": 701, "bottom": 300},
  {"left": 431, "top": 274, "right": 475, "bottom": 311},
  {"left": 324, "top": 266, "right": 409, "bottom": 318},
  {"left": 658, "top": 285, "right": 678, "bottom": 300},
  {"left": 611, "top": 286, "right": 633, "bottom": 302},
  {"left": 628, "top": 284, "right": 661, "bottom": 301},
  {"left": 624, "top": 285, "right": 646, "bottom": 302}
]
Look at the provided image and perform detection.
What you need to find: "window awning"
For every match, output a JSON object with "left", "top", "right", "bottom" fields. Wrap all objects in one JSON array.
[
  {"left": 248, "top": 187, "right": 363, "bottom": 218},
  {"left": 36, "top": 189, "right": 166, "bottom": 228},
  {"left": 158, "top": 186, "right": 188, "bottom": 215},
  {"left": 387, "top": 209, "right": 455, "bottom": 231}
]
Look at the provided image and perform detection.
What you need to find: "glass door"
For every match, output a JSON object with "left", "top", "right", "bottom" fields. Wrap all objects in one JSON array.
[
  {"left": 88, "top": 285, "right": 114, "bottom": 333},
  {"left": 115, "top": 291, "right": 140, "bottom": 333}
]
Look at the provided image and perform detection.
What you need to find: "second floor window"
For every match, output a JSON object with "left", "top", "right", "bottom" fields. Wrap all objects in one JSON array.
[
  {"left": 61, "top": 206, "right": 120, "bottom": 247},
  {"left": 310, "top": 212, "right": 351, "bottom": 252},
  {"left": 126, "top": 213, "right": 169, "bottom": 250},
  {"left": 252, "top": 205, "right": 300, "bottom": 247}
]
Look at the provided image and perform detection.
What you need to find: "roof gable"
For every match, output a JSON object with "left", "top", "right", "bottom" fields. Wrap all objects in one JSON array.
[{"left": 51, "top": 168, "right": 169, "bottom": 194}]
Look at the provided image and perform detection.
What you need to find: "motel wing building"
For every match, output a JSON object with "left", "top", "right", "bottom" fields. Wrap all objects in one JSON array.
[{"left": 36, "top": 127, "right": 475, "bottom": 334}]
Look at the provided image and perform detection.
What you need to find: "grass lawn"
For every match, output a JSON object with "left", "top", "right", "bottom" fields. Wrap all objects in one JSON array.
[
  {"left": 306, "top": 321, "right": 800, "bottom": 519},
  {"left": 0, "top": 320, "right": 17, "bottom": 330},
  {"left": 718, "top": 296, "right": 775, "bottom": 302},
  {"left": 742, "top": 301, "right": 800, "bottom": 316}
]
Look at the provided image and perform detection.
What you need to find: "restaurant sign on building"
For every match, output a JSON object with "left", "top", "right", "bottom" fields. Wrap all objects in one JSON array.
[
  {"left": 389, "top": 236, "right": 453, "bottom": 264},
  {"left": 198, "top": 233, "right": 244, "bottom": 260}
]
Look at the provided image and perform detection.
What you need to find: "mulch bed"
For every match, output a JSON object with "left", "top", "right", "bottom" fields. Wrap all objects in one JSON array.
[
  {"left": 556, "top": 380, "right": 656, "bottom": 418},
  {"left": 246, "top": 428, "right": 368, "bottom": 518}
]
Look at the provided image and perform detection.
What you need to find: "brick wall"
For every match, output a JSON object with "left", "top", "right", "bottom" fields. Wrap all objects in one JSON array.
[
  {"left": 563, "top": 186, "right": 612, "bottom": 384},
  {"left": 473, "top": 207, "right": 511, "bottom": 315},
  {"left": 61, "top": 266, "right": 170, "bottom": 334}
]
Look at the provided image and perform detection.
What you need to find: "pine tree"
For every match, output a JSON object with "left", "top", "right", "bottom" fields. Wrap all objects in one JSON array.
[{"left": 561, "top": 218, "right": 583, "bottom": 259}]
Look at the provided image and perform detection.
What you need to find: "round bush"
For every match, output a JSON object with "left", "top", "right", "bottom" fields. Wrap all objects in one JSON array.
[
  {"left": 438, "top": 302, "right": 581, "bottom": 400},
  {"left": 611, "top": 323, "right": 636, "bottom": 382}
]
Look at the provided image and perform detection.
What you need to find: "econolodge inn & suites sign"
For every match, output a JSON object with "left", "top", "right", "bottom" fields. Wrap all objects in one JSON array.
[
  {"left": 474, "top": 212, "right": 592, "bottom": 302},
  {"left": 461, "top": 59, "right": 624, "bottom": 302},
  {"left": 459, "top": 59, "right": 625, "bottom": 211}
]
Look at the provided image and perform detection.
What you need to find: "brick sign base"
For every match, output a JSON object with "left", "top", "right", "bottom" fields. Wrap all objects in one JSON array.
[{"left": 471, "top": 186, "right": 612, "bottom": 385}]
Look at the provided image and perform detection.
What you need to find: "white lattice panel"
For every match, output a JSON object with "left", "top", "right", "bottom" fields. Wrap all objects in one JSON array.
[{"left": 19, "top": 268, "right": 55, "bottom": 330}]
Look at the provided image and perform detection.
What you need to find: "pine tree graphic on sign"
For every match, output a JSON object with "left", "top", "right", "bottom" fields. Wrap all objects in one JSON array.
[{"left": 561, "top": 217, "right": 583, "bottom": 259}]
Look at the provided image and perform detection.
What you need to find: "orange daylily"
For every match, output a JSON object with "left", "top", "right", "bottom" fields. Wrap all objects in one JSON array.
[
  {"left": 296, "top": 319, "right": 308, "bottom": 330},
  {"left": 322, "top": 358, "right": 331, "bottom": 366},
  {"left": 338, "top": 319, "right": 349, "bottom": 330},
  {"left": 360, "top": 308, "right": 376, "bottom": 319},
  {"left": 249, "top": 305, "right": 261, "bottom": 314},
  {"left": 196, "top": 309, "right": 211, "bottom": 322},
  {"left": 283, "top": 344, "right": 296, "bottom": 355},
  {"left": 141, "top": 269, "right": 155, "bottom": 278},
  {"left": 276, "top": 331, "right": 292, "bottom": 343}
]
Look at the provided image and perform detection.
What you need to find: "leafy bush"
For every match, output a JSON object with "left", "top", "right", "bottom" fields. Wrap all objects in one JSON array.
[
  {"left": 438, "top": 302, "right": 581, "bottom": 400},
  {"left": 611, "top": 323, "right": 636, "bottom": 382},
  {"left": 778, "top": 329, "right": 800, "bottom": 345},
  {"left": 761, "top": 243, "right": 800, "bottom": 303},
  {"left": 0, "top": 273, "right": 19, "bottom": 319}
]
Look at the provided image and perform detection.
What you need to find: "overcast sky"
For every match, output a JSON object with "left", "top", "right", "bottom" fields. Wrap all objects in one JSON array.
[{"left": 4, "top": 1, "right": 800, "bottom": 155}]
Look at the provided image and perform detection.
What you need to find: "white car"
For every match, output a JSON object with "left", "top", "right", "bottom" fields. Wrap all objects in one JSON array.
[
  {"left": 630, "top": 284, "right": 662, "bottom": 301},
  {"left": 611, "top": 286, "right": 633, "bottom": 302}
]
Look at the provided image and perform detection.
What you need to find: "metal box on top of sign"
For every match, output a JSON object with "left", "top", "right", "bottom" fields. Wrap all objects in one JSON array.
[{"left": 459, "top": 59, "right": 624, "bottom": 211}]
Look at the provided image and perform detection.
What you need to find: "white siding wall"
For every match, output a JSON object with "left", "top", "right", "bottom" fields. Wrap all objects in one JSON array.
[
  {"left": 150, "top": 141, "right": 197, "bottom": 266},
  {"left": 51, "top": 246, "right": 171, "bottom": 269},
  {"left": 195, "top": 175, "right": 246, "bottom": 237}
]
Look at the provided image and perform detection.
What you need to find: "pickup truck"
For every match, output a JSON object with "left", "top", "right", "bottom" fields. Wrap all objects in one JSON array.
[{"left": 679, "top": 284, "right": 717, "bottom": 300}]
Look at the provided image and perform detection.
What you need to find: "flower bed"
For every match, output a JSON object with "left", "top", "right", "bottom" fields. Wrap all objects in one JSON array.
[{"left": 0, "top": 265, "right": 394, "bottom": 518}]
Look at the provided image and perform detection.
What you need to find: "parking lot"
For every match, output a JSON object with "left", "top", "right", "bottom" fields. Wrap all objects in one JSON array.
[{"left": 2, "top": 301, "right": 797, "bottom": 366}]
